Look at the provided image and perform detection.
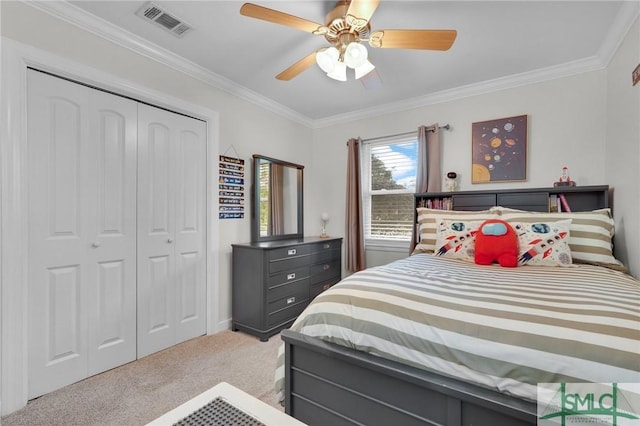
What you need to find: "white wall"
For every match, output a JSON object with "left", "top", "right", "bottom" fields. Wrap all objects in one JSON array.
[
  {"left": 310, "top": 71, "right": 614, "bottom": 267},
  {"left": 0, "top": 1, "right": 313, "bottom": 329},
  {"left": 605, "top": 15, "right": 640, "bottom": 277}
]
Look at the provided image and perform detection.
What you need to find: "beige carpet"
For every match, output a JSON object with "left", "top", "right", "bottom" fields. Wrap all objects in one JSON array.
[{"left": 1, "top": 330, "right": 283, "bottom": 426}]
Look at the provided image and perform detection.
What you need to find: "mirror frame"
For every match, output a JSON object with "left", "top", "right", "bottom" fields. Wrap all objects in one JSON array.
[{"left": 251, "top": 154, "right": 304, "bottom": 242}]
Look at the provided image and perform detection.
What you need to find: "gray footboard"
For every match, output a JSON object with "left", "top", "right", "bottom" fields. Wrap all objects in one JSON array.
[{"left": 281, "top": 329, "right": 537, "bottom": 426}]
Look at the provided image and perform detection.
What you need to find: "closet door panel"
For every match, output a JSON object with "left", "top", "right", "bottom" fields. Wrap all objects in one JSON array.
[
  {"left": 148, "top": 254, "right": 172, "bottom": 330},
  {"left": 148, "top": 124, "right": 173, "bottom": 236},
  {"left": 174, "top": 119, "right": 206, "bottom": 343},
  {"left": 92, "top": 260, "right": 128, "bottom": 357},
  {"left": 177, "top": 129, "right": 203, "bottom": 233},
  {"left": 137, "top": 106, "right": 177, "bottom": 357},
  {"left": 49, "top": 99, "right": 82, "bottom": 236},
  {"left": 27, "top": 72, "right": 90, "bottom": 398},
  {"left": 137, "top": 105, "right": 206, "bottom": 356},
  {"left": 86, "top": 92, "right": 137, "bottom": 375},
  {"left": 176, "top": 250, "right": 200, "bottom": 334},
  {"left": 98, "top": 111, "right": 128, "bottom": 233},
  {"left": 28, "top": 71, "right": 137, "bottom": 397},
  {"left": 46, "top": 265, "right": 83, "bottom": 356}
]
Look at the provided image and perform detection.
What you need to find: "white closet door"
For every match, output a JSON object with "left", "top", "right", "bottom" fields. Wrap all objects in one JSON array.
[
  {"left": 137, "top": 104, "right": 206, "bottom": 358},
  {"left": 27, "top": 70, "right": 137, "bottom": 398},
  {"left": 86, "top": 88, "right": 138, "bottom": 376},
  {"left": 173, "top": 112, "right": 207, "bottom": 344}
]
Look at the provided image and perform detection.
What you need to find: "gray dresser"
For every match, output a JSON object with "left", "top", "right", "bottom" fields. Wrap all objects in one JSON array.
[{"left": 231, "top": 237, "right": 342, "bottom": 341}]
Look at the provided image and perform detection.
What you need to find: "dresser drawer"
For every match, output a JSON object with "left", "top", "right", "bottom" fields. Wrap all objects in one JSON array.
[
  {"left": 309, "top": 248, "right": 341, "bottom": 264},
  {"left": 269, "top": 255, "right": 309, "bottom": 274},
  {"left": 266, "top": 301, "right": 307, "bottom": 328},
  {"left": 266, "top": 293, "right": 309, "bottom": 327},
  {"left": 310, "top": 278, "right": 338, "bottom": 300},
  {"left": 310, "top": 260, "right": 341, "bottom": 285},
  {"left": 268, "top": 245, "right": 311, "bottom": 261},
  {"left": 311, "top": 240, "right": 342, "bottom": 252},
  {"left": 267, "top": 266, "right": 310, "bottom": 287},
  {"left": 268, "top": 277, "right": 310, "bottom": 303}
]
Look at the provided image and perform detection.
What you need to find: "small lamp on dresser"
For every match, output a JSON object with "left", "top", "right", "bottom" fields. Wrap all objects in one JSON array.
[{"left": 320, "top": 212, "right": 330, "bottom": 238}]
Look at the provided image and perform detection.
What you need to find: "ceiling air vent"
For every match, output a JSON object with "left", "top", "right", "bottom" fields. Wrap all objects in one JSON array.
[{"left": 136, "top": 2, "right": 193, "bottom": 38}]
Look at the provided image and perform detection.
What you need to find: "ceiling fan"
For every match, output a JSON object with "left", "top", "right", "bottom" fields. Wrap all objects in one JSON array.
[{"left": 240, "top": 0, "right": 457, "bottom": 82}]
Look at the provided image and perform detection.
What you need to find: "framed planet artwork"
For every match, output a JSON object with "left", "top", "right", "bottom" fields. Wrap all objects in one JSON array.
[{"left": 471, "top": 115, "right": 527, "bottom": 183}]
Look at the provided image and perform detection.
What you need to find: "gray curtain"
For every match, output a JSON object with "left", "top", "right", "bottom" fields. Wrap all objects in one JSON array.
[
  {"left": 345, "top": 138, "right": 365, "bottom": 272},
  {"left": 416, "top": 124, "right": 441, "bottom": 193},
  {"left": 410, "top": 124, "right": 441, "bottom": 253}
]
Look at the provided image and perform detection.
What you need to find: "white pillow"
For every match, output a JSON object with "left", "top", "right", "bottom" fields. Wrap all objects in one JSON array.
[
  {"left": 512, "top": 219, "right": 573, "bottom": 266},
  {"left": 432, "top": 218, "right": 483, "bottom": 262},
  {"left": 492, "top": 207, "right": 625, "bottom": 271},
  {"left": 414, "top": 208, "right": 495, "bottom": 254}
]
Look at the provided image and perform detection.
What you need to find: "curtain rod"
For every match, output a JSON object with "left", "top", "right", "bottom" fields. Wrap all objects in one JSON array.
[{"left": 359, "top": 124, "right": 451, "bottom": 144}]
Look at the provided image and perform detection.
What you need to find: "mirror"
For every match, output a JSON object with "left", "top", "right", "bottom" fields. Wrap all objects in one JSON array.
[{"left": 251, "top": 155, "right": 304, "bottom": 242}]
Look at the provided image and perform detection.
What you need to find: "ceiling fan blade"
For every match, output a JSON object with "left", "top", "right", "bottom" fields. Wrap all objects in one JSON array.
[
  {"left": 346, "top": 0, "right": 380, "bottom": 28},
  {"left": 276, "top": 52, "right": 317, "bottom": 81},
  {"left": 369, "top": 29, "right": 457, "bottom": 50},
  {"left": 240, "top": 3, "right": 323, "bottom": 34}
]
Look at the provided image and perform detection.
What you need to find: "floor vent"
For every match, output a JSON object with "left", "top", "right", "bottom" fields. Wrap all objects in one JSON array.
[{"left": 136, "top": 2, "right": 193, "bottom": 38}]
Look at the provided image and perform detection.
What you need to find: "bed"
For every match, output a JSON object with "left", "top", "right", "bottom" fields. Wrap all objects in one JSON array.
[{"left": 274, "top": 187, "right": 640, "bottom": 426}]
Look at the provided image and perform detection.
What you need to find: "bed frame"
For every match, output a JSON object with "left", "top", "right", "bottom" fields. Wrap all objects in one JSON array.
[
  {"left": 280, "top": 185, "right": 611, "bottom": 426},
  {"left": 281, "top": 329, "right": 536, "bottom": 426}
]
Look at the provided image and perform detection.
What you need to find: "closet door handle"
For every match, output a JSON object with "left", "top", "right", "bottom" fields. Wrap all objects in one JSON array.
[
  {"left": 167, "top": 238, "right": 173, "bottom": 244},
  {"left": 91, "top": 241, "right": 101, "bottom": 248}
]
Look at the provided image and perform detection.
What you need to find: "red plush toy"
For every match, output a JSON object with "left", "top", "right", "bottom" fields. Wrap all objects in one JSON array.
[{"left": 474, "top": 219, "right": 519, "bottom": 267}]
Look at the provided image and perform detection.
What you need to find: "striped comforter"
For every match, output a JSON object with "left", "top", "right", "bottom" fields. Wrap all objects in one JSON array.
[{"left": 275, "top": 254, "right": 640, "bottom": 403}]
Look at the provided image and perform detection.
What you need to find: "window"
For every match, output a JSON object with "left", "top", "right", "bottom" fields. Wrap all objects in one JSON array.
[{"left": 362, "top": 137, "right": 418, "bottom": 243}]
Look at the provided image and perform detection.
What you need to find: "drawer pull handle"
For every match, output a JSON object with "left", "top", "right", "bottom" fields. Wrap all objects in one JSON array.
[
  {"left": 286, "top": 296, "right": 296, "bottom": 305},
  {"left": 323, "top": 264, "right": 330, "bottom": 271},
  {"left": 287, "top": 273, "right": 296, "bottom": 280},
  {"left": 323, "top": 243, "right": 330, "bottom": 249},
  {"left": 287, "top": 249, "right": 297, "bottom": 256}
]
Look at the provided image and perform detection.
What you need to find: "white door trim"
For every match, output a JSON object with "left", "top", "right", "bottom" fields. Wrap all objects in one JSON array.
[{"left": 0, "top": 37, "right": 221, "bottom": 416}]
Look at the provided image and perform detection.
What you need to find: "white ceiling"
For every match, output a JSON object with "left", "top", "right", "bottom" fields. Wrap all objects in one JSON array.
[{"left": 45, "top": 1, "right": 638, "bottom": 126}]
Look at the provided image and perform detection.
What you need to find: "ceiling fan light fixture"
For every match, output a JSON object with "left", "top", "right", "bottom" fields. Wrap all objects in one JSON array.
[
  {"left": 344, "top": 42, "right": 368, "bottom": 68},
  {"left": 354, "top": 59, "right": 375, "bottom": 79},
  {"left": 240, "top": 2, "right": 458, "bottom": 83},
  {"left": 327, "top": 61, "right": 347, "bottom": 81},
  {"left": 316, "top": 46, "right": 340, "bottom": 73}
]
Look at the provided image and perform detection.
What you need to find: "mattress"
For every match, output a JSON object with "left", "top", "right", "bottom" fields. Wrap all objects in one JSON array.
[{"left": 275, "top": 254, "right": 640, "bottom": 403}]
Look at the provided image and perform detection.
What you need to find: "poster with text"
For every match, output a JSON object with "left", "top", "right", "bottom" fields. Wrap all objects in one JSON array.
[{"left": 219, "top": 155, "right": 245, "bottom": 219}]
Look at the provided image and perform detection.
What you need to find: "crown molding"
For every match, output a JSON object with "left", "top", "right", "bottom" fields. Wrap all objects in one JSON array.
[
  {"left": 313, "top": 54, "right": 606, "bottom": 128},
  {"left": 24, "top": 0, "right": 640, "bottom": 130},
  {"left": 313, "top": 2, "right": 640, "bottom": 129},
  {"left": 24, "top": 0, "right": 315, "bottom": 128},
  {"left": 597, "top": 1, "right": 640, "bottom": 66}
]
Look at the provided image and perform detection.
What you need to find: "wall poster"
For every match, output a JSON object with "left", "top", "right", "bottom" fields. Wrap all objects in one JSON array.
[
  {"left": 219, "top": 155, "right": 245, "bottom": 219},
  {"left": 471, "top": 114, "right": 527, "bottom": 183}
]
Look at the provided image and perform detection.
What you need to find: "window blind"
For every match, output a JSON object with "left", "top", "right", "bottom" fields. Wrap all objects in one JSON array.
[{"left": 364, "top": 139, "right": 417, "bottom": 241}]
